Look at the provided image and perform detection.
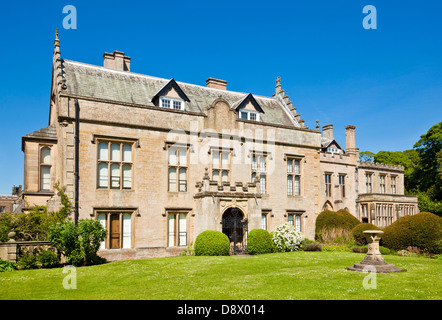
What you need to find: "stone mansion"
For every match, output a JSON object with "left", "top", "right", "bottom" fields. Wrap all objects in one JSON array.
[{"left": 19, "top": 33, "right": 418, "bottom": 260}]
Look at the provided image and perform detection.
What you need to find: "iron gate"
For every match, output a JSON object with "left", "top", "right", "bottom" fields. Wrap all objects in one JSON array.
[{"left": 222, "top": 207, "right": 248, "bottom": 255}]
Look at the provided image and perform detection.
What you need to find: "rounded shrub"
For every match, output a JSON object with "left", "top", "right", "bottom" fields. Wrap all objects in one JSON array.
[
  {"left": 352, "top": 223, "right": 380, "bottom": 245},
  {"left": 247, "top": 229, "right": 275, "bottom": 255},
  {"left": 38, "top": 249, "right": 60, "bottom": 268},
  {"left": 271, "top": 223, "right": 304, "bottom": 252},
  {"left": 315, "top": 209, "right": 360, "bottom": 242},
  {"left": 382, "top": 212, "right": 442, "bottom": 253},
  {"left": 194, "top": 230, "right": 230, "bottom": 256}
]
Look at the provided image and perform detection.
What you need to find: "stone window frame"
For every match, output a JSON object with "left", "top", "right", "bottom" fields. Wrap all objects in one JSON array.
[
  {"left": 286, "top": 210, "right": 303, "bottom": 233},
  {"left": 286, "top": 155, "right": 303, "bottom": 197},
  {"left": 379, "top": 175, "right": 386, "bottom": 194},
  {"left": 365, "top": 172, "right": 373, "bottom": 193},
  {"left": 39, "top": 145, "right": 52, "bottom": 191},
  {"left": 210, "top": 147, "right": 232, "bottom": 185},
  {"left": 167, "top": 145, "right": 189, "bottom": 193},
  {"left": 251, "top": 152, "right": 267, "bottom": 195},
  {"left": 324, "top": 172, "right": 332, "bottom": 197},
  {"left": 390, "top": 175, "right": 397, "bottom": 194},
  {"left": 166, "top": 209, "right": 189, "bottom": 247},
  {"left": 338, "top": 173, "right": 346, "bottom": 198},
  {"left": 95, "top": 209, "right": 135, "bottom": 250}
]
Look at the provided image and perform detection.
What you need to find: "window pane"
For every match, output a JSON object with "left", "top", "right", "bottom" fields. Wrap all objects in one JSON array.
[
  {"left": 259, "top": 156, "right": 266, "bottom": 172},
  {"left": 162, "top": 98, "right": 171, "bottom": 108},
  {"left": 173, "top": 100, "right": 182, "bottom": 110},
  {"left": 212, "top": 170, "right": 219, "bottom": 182},
  {"left": 251, "top": 172, "right": 256, "bottom": 182},
  {"left": 295, "top": 215, "right": 301, "bottom": 232},
  {"left": 252, "top": 155, "right": 257, "bottom": 171},
  {"left": 287, "top": 176, "right": 293, "bottom": 196},
  {"left": 294, "top": 176, "right": 300, "bottom": 196},
  {"left": 294, "top": 160, "right": 300, "bottom": 174},
  {"left": 250, "top": 112, "right": 257, "bottom": 121},
  {"left": 260, "top": 174, "right": 266, "bottom": 194},
  {"left": 98, "top": 163, "right": 108, "bottom": 188},
  {"left": 111, "top": 143, "right": 120, "bottom": 161},
  {"left": 110, "top": 163, "right": 120, "bottom": 188},
  {"left": 122, "top": 164, "right": 132, "bottom": 188},
  {"left": 122, "top": 144, "right": 132, "bottom": 162},
  {"left": 41, "top": 147, "right": 51, "bottom": 164},
  {"left": 168, "top": 214, "right": 175, "bottom": 246},
  {"left": 221, "top": 152, "right": 229, "bottom": 169},
  {"left": 98, "top": 142, "right": 108, "bottom": 161},
  {"left": 169, "top": 167, "right": 177, "bottom": 192},
  {"left": 261, "top": 214, "right": 267, "bottom": 230},
  {"left": 179, "top": 214, "right": 187, "bottom": 246},
  {"left": 287, "top": 160, "right": 293, "bottom": 173},
  {"left": 98, "top": 214, "right": 106, "bottom": 249},
  {"left": 212, "top": 152, "right": 220, "bottom": 168},
  {"left": 221, "top": 170, "right": 229, "bottom": 182},
  {"left": 179, "top": 168, "right": 187, "bottom": 192},
  {"left": 288, "top": 214, "right": 294, "bottom": 226},
  {"left": 168, "top": 148, "right": 177, "bottom": 165},
  {"left": 178, "top": 148, "right": 187, "bottom": 166},
  {"left": 122, "top": 214, "right": 131, "bottom": 249},
  {"left": 240, "top": 111, "right": 248, "bottom": 120},
  {"left": 40, "top": 166, "right": 50, "bottom": 190}
]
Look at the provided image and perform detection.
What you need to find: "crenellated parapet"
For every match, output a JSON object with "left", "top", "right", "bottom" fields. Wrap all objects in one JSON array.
[{"left": 358, "top": 161, "right": 404, "bottom": 172}]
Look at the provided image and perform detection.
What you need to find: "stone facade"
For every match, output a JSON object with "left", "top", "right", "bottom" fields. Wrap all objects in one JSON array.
[{"left": 18, "top": 32, "right": 418, "bottom": 261}]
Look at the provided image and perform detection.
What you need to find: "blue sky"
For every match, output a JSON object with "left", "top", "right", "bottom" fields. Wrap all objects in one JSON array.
[{"left": 0, "top": 0, "right": 441, "bottom": 194}]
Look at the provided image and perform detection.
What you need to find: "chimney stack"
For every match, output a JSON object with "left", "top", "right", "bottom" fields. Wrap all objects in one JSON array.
[
  {"left": 206, "top": 77, "right": 227, "bottom": 90},
  {"left": 322, "top": 124, "right": 333, "bottom": 140},
  {"left": 345, "top": 125, "right": 357, "bottom": 154},
  {"left": 103, "top": 50, "right": 131, "bottom": 71}
]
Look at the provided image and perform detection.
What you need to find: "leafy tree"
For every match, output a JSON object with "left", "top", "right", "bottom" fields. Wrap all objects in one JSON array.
[{"left": 359, "top": 151, "right": 375, "bottom": 162}]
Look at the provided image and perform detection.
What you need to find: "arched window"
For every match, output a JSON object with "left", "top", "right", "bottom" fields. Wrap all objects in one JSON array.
[{"left": 40, "top": 147, "right": 51, "bottom": 190}]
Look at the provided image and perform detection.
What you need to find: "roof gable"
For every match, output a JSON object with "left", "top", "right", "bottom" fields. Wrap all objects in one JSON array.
[
  {"left": 232, "top": 93, "right": 265, "bottom": 114},
  {"left": 151, "top": 78, "right": 190, "bottom": 103}
]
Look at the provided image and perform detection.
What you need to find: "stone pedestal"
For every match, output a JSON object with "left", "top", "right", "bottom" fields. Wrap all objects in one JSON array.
[{"left": 348, "top": 230, "right": 402, "bottom": 273}]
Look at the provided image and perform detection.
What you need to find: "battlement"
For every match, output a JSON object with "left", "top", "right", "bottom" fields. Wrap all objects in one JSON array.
[{"left": 358, "top": 161, "right": 404, "bottom": 172}]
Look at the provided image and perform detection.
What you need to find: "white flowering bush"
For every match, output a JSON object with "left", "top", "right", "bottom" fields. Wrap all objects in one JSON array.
[{"left": 271, "top": 223, "right": 304, "bottom": 252}]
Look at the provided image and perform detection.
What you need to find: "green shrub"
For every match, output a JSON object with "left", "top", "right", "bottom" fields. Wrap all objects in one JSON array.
[
  {"left": 247, "top": 229, "right": 275, "bottom": 255},
  {"left": 352, "top": 223, "right": 380, "bottom": 245},
  {"left": 38, "top": 249, "right": 60, "bottom": 268},
  {"left": 194, "top": 230, "right": 230, "bottom": 256},
  {"left": 48, "top": 218, "right": 107, "bottom": 266},
  {"left": 315, "top": 209, "right": 360, "bottom": 243},
  {"left": 17, "top": 252, "right": 37, "bottom": 270},
  {"left": 0, "top": 258, "right": 17, "bottom": 272},
  {"left": 302, "top": 242, "right": 323, "bottom": 251},
  {"left": 382, "top": 212, "right": 442, "bottom": 253},
  {"left": 271, "top": 223, "right": 304, "bottom": 252},
  {"left": 322, "top": 245, "right": 353, "bottom": 252}
]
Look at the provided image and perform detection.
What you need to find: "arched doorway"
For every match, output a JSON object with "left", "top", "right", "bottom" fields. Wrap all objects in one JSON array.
[{"left": 222, "top": 207, "right": 248, "bottom": 254}]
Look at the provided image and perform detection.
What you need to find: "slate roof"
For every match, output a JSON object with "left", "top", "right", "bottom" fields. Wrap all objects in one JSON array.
[
  {"left": 23, "top": 124, "right": 57, "bottom": 141},
  {"left": 62, "top": 60, "right": 299, "bottom": 128}
]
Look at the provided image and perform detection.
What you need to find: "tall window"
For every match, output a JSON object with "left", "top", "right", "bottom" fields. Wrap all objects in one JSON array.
[
  {"left": 212, "top": 150, "right": 230, "bottom": 184},
  {"left": 380, "top": 175, "right": 386, "bottom": 194},
  {"left": 325, "top": 173, "right": 332, "bottom": 197},
  {"left": 339, "top": 174, "right": 346, "bottom": 198},
  {"left": 168, "top": 213, "right": 187, "bottom": 246},
  {"left": 391, "top": 176, "right": 397, "bottom": 194},
  {"left": 251, "top": 154, "right": 267, "bottom": 194},
  {"left": 98, "top": 141, "right": 133, "bottom": 189},
  {"left": 40, "top": 147, "right": 51, "bottom": 190},
  {"left": 168, "top": 147, "right": 188, "bottom": 192},
  {"left": 366, "top": 173, "right": 372, "bottom": 193},
  {"left": 287, "top": 158, "right": 301, "bottom": 196},
  {"left": 288, "top": 214, "right": 301, "bottom": 233},
  {"left": 97, "top": 212, "right": 132, "bottom": 249}
]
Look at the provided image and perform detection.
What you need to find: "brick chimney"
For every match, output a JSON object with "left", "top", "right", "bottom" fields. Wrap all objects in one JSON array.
[
  {"left": 345, "top": 125, "right": 357, "bottom": 154},
  {"left": 103, "top": 50, "right": 131, "bottom": 71},
  {"left": 206, "top": 77, "right": 227, "bottom": 90},
  {"left": 322, "top": 124, "right": 333, "bottom": 140}
]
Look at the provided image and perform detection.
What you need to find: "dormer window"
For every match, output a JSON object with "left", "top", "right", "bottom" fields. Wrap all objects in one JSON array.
[
  {"left": 327, "top": 147, "right": 340, "bottom": 154},
  {"left": 160, "top": 97, "right": 184, "bottom": 110},
  {"left": 239, "top": 110, "right": 260, "bottom": 121}
]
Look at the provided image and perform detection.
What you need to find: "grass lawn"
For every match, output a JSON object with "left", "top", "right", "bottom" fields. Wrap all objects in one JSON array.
[{"left": 0, "top": 251, "right": 440, "bottom": 300}]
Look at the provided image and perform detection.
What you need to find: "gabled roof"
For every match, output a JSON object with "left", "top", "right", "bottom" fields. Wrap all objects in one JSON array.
[
  {"left": 62, "top": 60, "right": 302, "bottom": 127},
  {"left": 231, "top": 93, "right": 265, "bottom": 113},
  {"left": 321, "top": 137, "right": 344, "bottom": 152},
  {"left": 150, "top": 78, "right": 190, "bottom": 103}
]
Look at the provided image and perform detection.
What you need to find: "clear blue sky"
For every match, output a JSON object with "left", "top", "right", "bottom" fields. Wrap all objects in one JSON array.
[{"left": 0, "top": 0, "right": 441, "bottom": 194}]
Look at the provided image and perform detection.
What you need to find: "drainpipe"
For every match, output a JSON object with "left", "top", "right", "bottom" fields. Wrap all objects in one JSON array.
[{"left": 74, "top": 98, "right": 79, "bottom": 225}]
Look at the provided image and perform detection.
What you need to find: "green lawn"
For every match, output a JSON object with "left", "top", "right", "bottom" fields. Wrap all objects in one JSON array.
[{"left": 0, "top": 251, "right": 440, "bottom": 300}]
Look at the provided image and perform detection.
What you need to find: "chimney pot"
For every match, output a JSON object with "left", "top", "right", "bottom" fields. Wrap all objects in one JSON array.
[{"left": 206, "top": 77, "right": 227, "bottom": 90}]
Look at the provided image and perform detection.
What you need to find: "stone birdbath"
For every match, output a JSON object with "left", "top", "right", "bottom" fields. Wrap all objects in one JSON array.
[{"left": 348, "top": 230, "right": 402, "bottom": 273}]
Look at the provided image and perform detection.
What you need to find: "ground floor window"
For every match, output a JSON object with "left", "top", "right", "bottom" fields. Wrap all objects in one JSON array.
[
  {"left": 97, "top": 211, "right": 133, "bottom": 249},
  {"left": 287, "top": 213, "right": 301, "bottom": 233},
  {"left": 168, "top": 213, "right": 187, "bottom": 247}
]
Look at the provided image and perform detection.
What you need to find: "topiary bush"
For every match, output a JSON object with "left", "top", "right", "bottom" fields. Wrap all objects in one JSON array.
[
  {"left": 382, "top": 212, "right": 442, "bottom": 253},
  {"left": 352, "top": 223, "right": 380, "bottom": 245},
  {"left": 315, "top": 209, "right": 360, "bottom": 243},
  {"left": 247, "top": 229, "right": 275, "bottom": 255},
  {"left": 194, "top": 230, "right": 230, "bottom": 256},
  {"left": 271, "top": 223, "right": 304, "bottom": 252}
]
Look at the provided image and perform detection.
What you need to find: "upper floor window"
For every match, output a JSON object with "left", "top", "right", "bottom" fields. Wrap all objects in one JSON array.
[
  {"left": 160, "top": 97, "right": 184, "bottom": 111},
  {"left": 40, "top": 147, "right": 51, "bottom": 191},
  {"left": 239, "top": 110, "right": 260, "bottom": 121},
  {"left": 339, "top": 174, "right": 346, "bottom": 198},
  {"left": 366, "top": 173, "right": 372, "bottom": 193},
  {"left": 325, "top": 173, "right": 332, "bottom": 197},
  {"left": 287, "top": 158, "right": 301, "bottom": 196},
  {"left": 168, "top": 146, "right": 188, "bottom": 192},
  {"left": 391, "top": 176, "right": 397, "bottom": 194},
  {"left": 251, "top": 154, "right": 267, "bottom": 194},
  {"left": 98, "top": 141, "right": 133, "bottom": 189},
  {"left": 380, "top": 175, "right": 386, "bottom": 194},
  {"left": 212, "top": 150, "right": 230, "bottom": 184}
]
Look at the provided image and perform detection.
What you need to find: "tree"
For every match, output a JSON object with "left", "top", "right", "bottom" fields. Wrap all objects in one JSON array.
[{"left": 359, "top": 151, "right": 375, "bottom": 162}]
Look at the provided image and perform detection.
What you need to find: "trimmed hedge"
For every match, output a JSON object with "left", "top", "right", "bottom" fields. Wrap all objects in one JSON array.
[
  {"left": 382, "top": 212, "right": 442, "bottom": 253},
  {"left": 247, "top": 229, "right": 275, "bottom": 255},
  {"left": 352, "top": 223, "right": 380, "bottom": 245},
  {"left": 194, "top": 230, "right": 230, "bottom": 256},
  {"left": 315, "top": 209, "right": 360, "bottom": 242}
]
